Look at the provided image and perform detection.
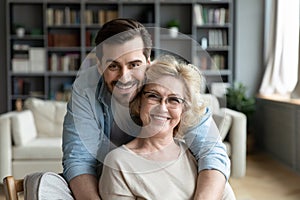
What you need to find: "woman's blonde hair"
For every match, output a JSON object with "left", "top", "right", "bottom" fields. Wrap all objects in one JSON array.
[{"left": 130, "top": 55, "right": 206, "bottom": 138}]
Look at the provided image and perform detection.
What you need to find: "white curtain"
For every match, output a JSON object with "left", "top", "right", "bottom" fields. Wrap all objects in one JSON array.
[{"left": 259, "top": 0, "right": 299, "bottom": 95}]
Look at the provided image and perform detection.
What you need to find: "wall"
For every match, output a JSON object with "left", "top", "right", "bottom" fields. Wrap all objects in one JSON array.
[
  {"left": 234, "top": 0, "right": 265, "bottom": 96},
  {"left": 0, "top": 0, "right": 7, "bottom": 114}
]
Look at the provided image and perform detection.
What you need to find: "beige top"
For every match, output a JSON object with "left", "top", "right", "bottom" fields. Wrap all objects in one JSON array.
[{"left": 99, "top": 141, "right": 197, "bottom": 200}]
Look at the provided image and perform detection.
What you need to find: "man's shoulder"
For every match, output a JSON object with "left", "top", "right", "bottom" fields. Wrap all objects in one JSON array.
[{"left": 74, "top": 65, "right": 100, "bottom": 90}]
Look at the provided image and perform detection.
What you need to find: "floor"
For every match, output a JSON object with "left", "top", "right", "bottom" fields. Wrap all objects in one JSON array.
[
  {"left": 229, "top": 151, "right": 300, "bottom": 200},
  {"left": 1, "top": 151, "right": 300, "bottom": 200}
]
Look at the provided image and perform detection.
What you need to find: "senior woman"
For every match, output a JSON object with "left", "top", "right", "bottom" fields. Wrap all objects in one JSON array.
[{"left": 99, "top": 55, "right": 235, "bottom": 200}]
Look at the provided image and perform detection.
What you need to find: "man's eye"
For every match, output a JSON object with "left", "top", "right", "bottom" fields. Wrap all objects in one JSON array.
[
  {"left": 108, "top": 64, "right": 120, "bottom": 71},
  {"left": 130, "top": 62, "right": 141, "bottom": 68}
]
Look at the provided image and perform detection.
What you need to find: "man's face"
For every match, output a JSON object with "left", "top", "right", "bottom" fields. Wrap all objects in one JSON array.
[{"left": 99, "top": 37, "right": 150, "bottom": 105}]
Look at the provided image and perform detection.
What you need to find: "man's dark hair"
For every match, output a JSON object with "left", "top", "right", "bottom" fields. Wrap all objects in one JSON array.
[{"left": 95, "top": 18, "right": 152, "bottom": 61}]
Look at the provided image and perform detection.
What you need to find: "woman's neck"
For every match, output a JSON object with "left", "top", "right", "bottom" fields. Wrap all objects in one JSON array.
[{"left": 126, "top": 132, "right": 180, "bottom": 161}]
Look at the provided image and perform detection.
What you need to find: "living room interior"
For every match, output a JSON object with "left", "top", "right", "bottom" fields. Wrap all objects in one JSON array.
[{"left": 1, "top": 0, "right": 300, "bottom": 200}]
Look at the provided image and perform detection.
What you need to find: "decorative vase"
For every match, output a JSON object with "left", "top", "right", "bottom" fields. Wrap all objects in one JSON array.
[
  {"left": 16, "top": 27, "right": 25, "bottom": 37},
  {"left": 169, "top": 27, "right": 179, "bottom": 38}
]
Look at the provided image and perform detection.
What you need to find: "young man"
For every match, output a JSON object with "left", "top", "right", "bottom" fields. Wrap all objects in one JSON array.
[{"left": 62, "top": 19, "right": 230, "bottom": 199}]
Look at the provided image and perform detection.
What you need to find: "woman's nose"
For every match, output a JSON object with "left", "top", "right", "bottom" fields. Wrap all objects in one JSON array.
[{"left": 158, "top": 99, "right": 168, "bottom": 111}]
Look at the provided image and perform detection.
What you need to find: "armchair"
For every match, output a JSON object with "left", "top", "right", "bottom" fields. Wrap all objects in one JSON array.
[{"left": 0, "top": 98, "right": 66, "bottom": 182}]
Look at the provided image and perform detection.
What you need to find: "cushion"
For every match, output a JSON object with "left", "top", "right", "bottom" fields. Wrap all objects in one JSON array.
[
  {"left": 201, "top": 94, "right": 220, "bottom": 113},
  {"left": 223, "top": 141, "right": 231, "bottom": 156},
  {"left": 13, "top": 138, "right": 63, "bottom": 159},
  {"left": 24, "top": 98, "right": 67, "bottom": 137},
  {"left": 213, "top": 112, "right": 232, "bottom": 140},
  {"left": 11, "top": 110, "right": 37, "bottom": 146}
]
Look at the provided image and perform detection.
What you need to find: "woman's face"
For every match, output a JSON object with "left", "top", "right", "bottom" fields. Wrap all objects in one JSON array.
[{"left": 139, "top": 75, "right": 185, "bottom": 136}]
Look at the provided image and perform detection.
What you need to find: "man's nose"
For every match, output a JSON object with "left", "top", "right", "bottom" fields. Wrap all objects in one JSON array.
[{"left": 119, "top": 67, "right": 131, "bottom": 83}]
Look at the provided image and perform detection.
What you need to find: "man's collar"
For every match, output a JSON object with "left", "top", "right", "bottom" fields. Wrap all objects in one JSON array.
[{"left": 96, "top": 76, "right": 112, "bottom": 106}]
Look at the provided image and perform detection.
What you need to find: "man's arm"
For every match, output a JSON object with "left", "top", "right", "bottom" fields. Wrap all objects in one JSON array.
[
  {"left": 194, "top": 170, "right": 226, "bottom": 200},
  {"left": 69, "top": 174, "right": 100, "bottom": 200},
  {"left": 62, "top": 66, "right": 104, "bottom": 199},
  {"left": 184, "top": 108, "right": 230, "bottom": 199}
]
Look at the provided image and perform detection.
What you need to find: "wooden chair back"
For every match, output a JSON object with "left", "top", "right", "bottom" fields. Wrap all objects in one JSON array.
[{"left": 3, "top": 176, "right": 24, "bottom": 200}]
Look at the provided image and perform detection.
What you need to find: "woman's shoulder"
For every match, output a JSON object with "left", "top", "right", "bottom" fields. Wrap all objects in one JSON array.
[
  {"left": 103, "top": 145, "right": 140, "bottom": 168},
  {"left": 104, "top": 146, "right": 129, "bottom": 162}
]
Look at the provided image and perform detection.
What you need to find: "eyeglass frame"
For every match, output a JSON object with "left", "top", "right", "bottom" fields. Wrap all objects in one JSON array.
[{"left": 142, "top": 91, "right": 186, "bottom": 109}]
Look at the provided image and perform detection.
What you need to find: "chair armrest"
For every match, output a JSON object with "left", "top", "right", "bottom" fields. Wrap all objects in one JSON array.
[
  {"left": 0, "top": 116, "right": 13, "bottom": 183},
  {"left": 221, "top": 108, "right": 247, "bottom": 178}
]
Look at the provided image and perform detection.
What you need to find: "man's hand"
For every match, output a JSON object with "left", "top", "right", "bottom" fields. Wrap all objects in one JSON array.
[
  {"left": 69, "top": 174, "right": 101, "bottom": 200},
  {"left": 194, "top": 169, "right": 226, "bottom": 200}
]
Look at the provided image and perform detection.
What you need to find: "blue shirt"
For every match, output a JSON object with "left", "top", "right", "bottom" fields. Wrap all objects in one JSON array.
[{"left": 62, "top": 65, "right": 230, "bottom": 182}]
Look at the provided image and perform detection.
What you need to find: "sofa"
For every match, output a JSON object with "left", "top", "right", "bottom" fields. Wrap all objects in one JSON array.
[
  {"left": 0, "top": 94, "right": 246, "bottom": 183},
  {"left": 0, "top": 98, "right": 67, "bottom": 182}
]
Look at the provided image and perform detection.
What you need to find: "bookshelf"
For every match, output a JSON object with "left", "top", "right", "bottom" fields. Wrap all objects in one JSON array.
[
  {"left": 193, "top": 1, "right": 234, "bottom": 91},
  {"left": 6, "top": 0, "right": 234, "bottom": 111}
]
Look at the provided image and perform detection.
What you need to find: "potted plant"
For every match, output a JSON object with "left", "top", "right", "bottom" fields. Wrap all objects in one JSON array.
[
  {"left": 225, "top": 82, "right": 256, "bottom": 153},
  {"left": 166, "top": 19, "right": 180, "bottom": 38},
  {"left": 14, "top": 24, "right": 26, "bottom": 38},
  {"left": 226, "top": 82, "right": 255, "bottom": 119}
]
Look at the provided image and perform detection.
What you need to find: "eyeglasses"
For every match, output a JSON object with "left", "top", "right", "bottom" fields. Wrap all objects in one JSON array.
[{"left": 142, "top": 91, "right": 185, "bottom": 109}]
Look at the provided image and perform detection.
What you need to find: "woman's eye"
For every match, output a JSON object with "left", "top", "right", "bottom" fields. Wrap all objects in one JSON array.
[
  {"left": 168, "top": 97, "right": 181, "bottom": 104},
  {"left": 148, "top": 94, "right": 160, "bottom": 100}
]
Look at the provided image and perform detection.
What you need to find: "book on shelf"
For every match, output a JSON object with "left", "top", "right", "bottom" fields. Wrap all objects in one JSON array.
[
  {"left": 47, "top": 8, "right": 54, "bottom": 26},
  {"left": 85, "top": 9, "right": 118, "bottom": 26},
  {"left": 13, "top": 78, "right": 31, "bottom": 95},
  {"left": 52, "top": 82, "right": 72, "bottom": 102},
  {"left": 12, "top": 58, "right": 29, "bottom": 73},
  {"left": 65, "top": 53, "right": 80, "bottom": 71},
  {"left": 219, "top": 8, "right": 226, "bottom": 25},
  {"left": 194, "top": 4, "right": 204, "bottom": 26},
  {"left": 85, "top": 10, "right": 93, "bottom": 25},
  {"left": 64, "top": 7, "right": 71, "bottom": 25},
  {"left": 47, "top": 7, "right": 80, "bottom": 26},
  {"left": 99, "top": 10, "right": 106, "bottom": 25},
  {"left": 48, "top": 33, "right": 80, "bottom": 47},
  {"left": 49, "top": 53, "right": 80, "bottom": 72},
  {"left": 29, "top": 47, "right": 45, "bottom": 72},
  {"left": 222, "top": 30, "right": 228, "bottom": 46},
  {"left": 194, "top": 5, "right": 228, "bottom": 25},
  {"left": 211, "top": 54, "right": 226, "bottom": 70},
  {"left": 200, "top": 56, "right": 208, "bottom": 70},
  {"left": 85, "top": 31, "right": 98, "bottom": 47},
  {"left": 208, "top": 30, "right": 228, "bottom": 47},
  {"left": 50, "top": 53, "right": 59, "bottom": 72}
]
